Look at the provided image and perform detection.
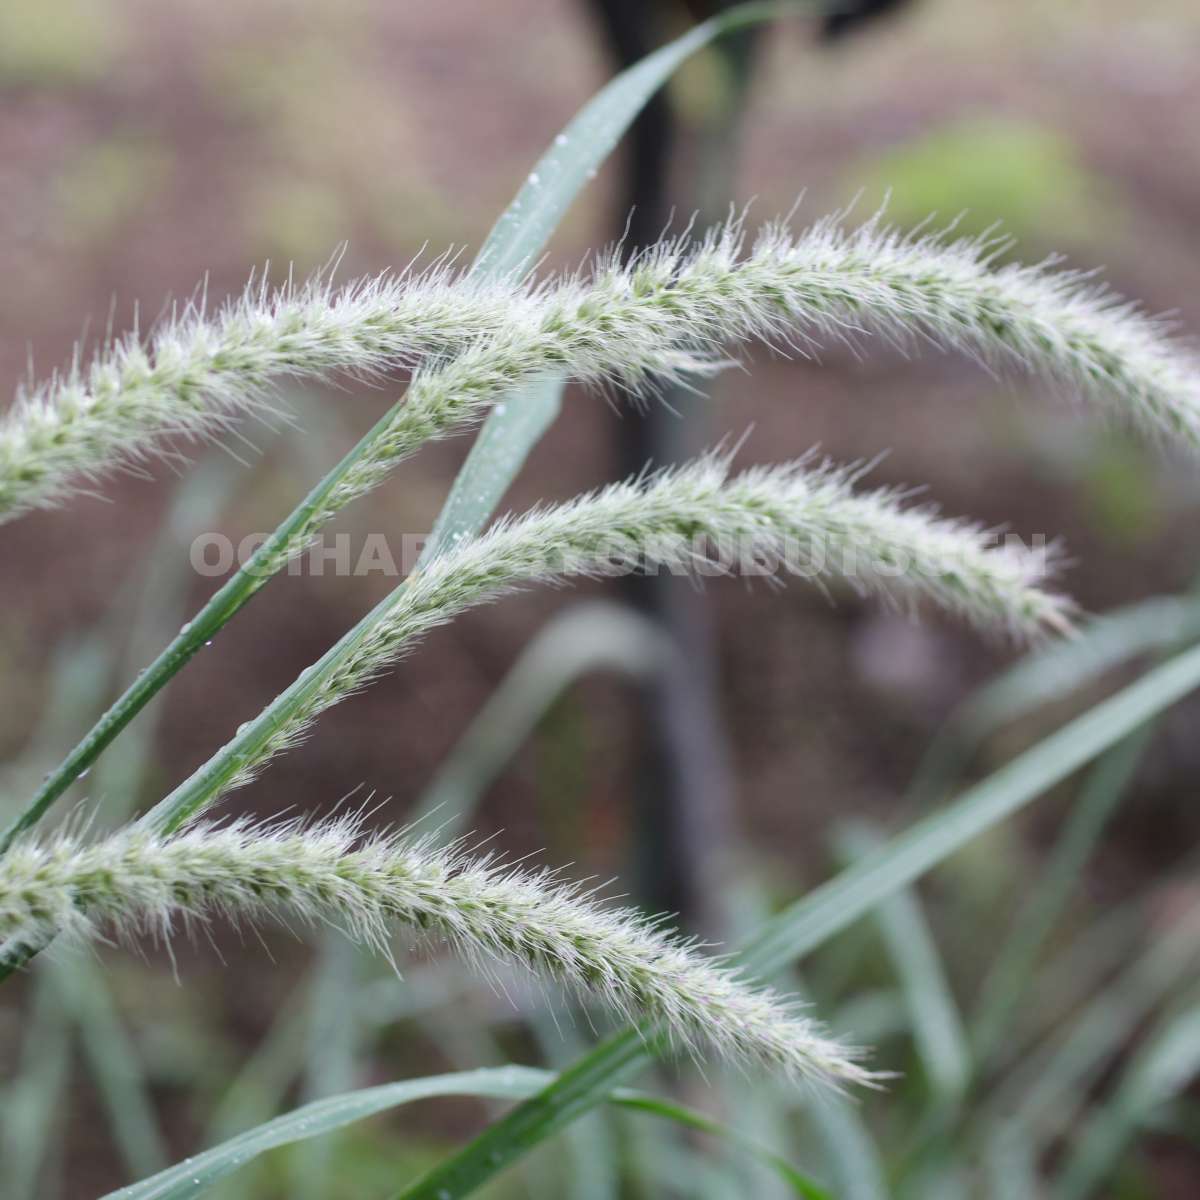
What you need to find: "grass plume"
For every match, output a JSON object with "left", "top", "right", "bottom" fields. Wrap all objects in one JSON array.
[
  {"left": 0, "top": 816, "right": 874, "bottom": 1091},
  {"left": 4, "top": 213, "right": 1198, "bottom": 527},
  {"left": 146, "top": 450, "right": 1069, "bottom": 833},
  {"left": 0, "top": 259, "right": 545, "bottom": 523}
]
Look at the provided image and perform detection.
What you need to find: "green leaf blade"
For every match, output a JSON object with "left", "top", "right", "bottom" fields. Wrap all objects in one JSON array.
[{"left": 420, "top": 1, "right": 806, "bottom": 562}]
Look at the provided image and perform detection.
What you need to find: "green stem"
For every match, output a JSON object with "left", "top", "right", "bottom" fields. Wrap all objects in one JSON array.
[
  {"left": 138, "top": 580, "right": 392, "bottom": 835},
  {"left": 0, "top": 401, "right": 400, "bottom": 858}
]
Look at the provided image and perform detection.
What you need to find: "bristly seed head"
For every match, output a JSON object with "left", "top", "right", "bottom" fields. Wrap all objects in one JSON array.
[
  {"left": 0, "top": 815, "right": 877, "bottom": 1092},
  {"left": 3, "top": 210, "right": 1197, "bottom": 525},
  {"left": 146, "top": 449, "right": 1070, "bottom": 829}
]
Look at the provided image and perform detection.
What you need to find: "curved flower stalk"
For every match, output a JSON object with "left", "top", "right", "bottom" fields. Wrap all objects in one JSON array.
[
  {"left": 0, "top": 261, "right": 546, "bottom": 523},
  {"left": 0, "top": 817, "right": 874, "bottom": 1091},
  {"left": 5, "top": 213, "right": 1198, "bottom": 526},
  {"left": 146, "top": 452, "right": 1070, "bottom": 833},
  {"left": 321, "top": 215, "right": 1200, "bottom": 548},
  {"left": 746, "top": 214, "right": 1200, "bottom": 446}
]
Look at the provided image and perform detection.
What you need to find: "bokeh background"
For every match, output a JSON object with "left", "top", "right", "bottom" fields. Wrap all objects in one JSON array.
[{"left": 3, "top": 1, "right": 1200, "bottom": 1195}]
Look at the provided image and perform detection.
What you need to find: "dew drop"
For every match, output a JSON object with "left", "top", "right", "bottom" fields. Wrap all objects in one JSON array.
[
  {"left": 554, "top": 133, "right": 568, "bottom": 146},
  {"left": 527, "top": 171, "right": 540, "bottom": 186}
]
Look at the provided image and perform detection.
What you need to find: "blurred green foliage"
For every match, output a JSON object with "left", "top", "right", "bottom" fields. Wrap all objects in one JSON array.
[
  {"left": 54, "top": 137, "right": 173, "bottom": 246},
  {"left": 252, "top": 1131, "right": 455, "bottom": 1200},
  {"left": 1078, "top": 432, "right": 1164, "bottom": 547},
  {"left": 847, "top": 117, "right": 1123, "bottom": 247},
  {"left": 0, "top": 0, "right": 124, "bottom": 87},
  {"left": 5, "top": 4, "right": 1200, "bottom": 1196}
]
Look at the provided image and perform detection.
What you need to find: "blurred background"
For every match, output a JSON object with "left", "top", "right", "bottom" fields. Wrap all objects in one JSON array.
[{"left": 3, "top": 0, "right": 1200, "bottom": 1196}]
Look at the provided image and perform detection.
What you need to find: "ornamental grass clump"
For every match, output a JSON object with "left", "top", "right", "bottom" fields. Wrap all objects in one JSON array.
[
  {"left": 9, "top": 212, "right": 1165, "bottom": 854},
  {"left": 5, "top": 42, "right": 1200, "bottom": 1193},
  {"left": 3, "top": 205, "right": 1198, "bottom": 1101}
]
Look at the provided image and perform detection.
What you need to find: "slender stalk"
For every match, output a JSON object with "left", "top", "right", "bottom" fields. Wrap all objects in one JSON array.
[{"left": 0, "top": 450, "right": 1063, "bottom": 981}]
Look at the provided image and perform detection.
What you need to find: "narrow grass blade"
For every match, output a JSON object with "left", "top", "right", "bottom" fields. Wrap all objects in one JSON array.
[
  {"left": 289, "top": 932, "right": 363, "bottom": 1200},
  {"left": 204, "top": 963, "right": 470, "bottom": 1150},
  {"left": 807, "top": 1093, "right": 889, "bottom": 1200},
  {"left": 92, "top": 451, "right": 274, "bottom": 817},
  {"left": 1012, "top": 850, "right": 1200, "bottom": 1063},
  {"left": 907, "top": 593, "right": 1200, "bottom": 806},
  {"left": 472, "top": 2, "right": 791, "bottom": 283},
  {"left": 526, "top": 1015, "right": 619, "bottom": 1200},
  {"left": 971, "top": 574, "right": 1200, "bottom": 1066},
  {"left": 102, "top": 1065, "right": 825, "bottom": 1200},
  {"left": 982, "top": 1124, "right": 1041, "bottom": 1200},
  {"left": 204, "top": 988, "right": 310, "bottom": 1144},
  {"left": 740, "top": 641, "right": 1200, "bottom": 975},
  {"left": 102, "top": 1068, "right": 557, "bottom": 1200},
  {"left": 2, "top": 969, "right": 72, "bottom": 1200},
  {"left": 0, "top": 635, "right": 112, "bottom": 814},
  {"left": 970, "top": 725, "right": 1151, "bottom": 1065},
  {"left": 617, "top": 1095, "right": 830, "bottom": 1199},
  {"left": 419, "top": 0, "right": 809, "bottom": 561},
  {"left": 55, "top": 955, "right": 168, "bottom": 1179},
  {"left": 423, "top": 377, "right": 561, "bottom": 562},
  {"left": 393, "top": 640, "right": 1200, "bottom": 1199},
  {"left": 990, "top": 911, "right": 1200, "bottom": 1143}
]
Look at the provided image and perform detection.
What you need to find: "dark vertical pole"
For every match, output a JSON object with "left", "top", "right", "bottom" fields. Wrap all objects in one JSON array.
[{"left": 585, "top": 1, "right": 757, "bottom": 939}]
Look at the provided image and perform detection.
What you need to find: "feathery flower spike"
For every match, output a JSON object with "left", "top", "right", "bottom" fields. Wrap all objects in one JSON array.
[
  {"left": 0, "top": 262, "right": 539, "bottom": 522},
  {"left": 149, "top": 450, "right": 1070, "bottom": 827},
  {"left": 4, "top": 214, "right": 1197, "bottom": 524},
  {"left": 0, "top": 818, "right": 875, "bottom": 1091}
]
